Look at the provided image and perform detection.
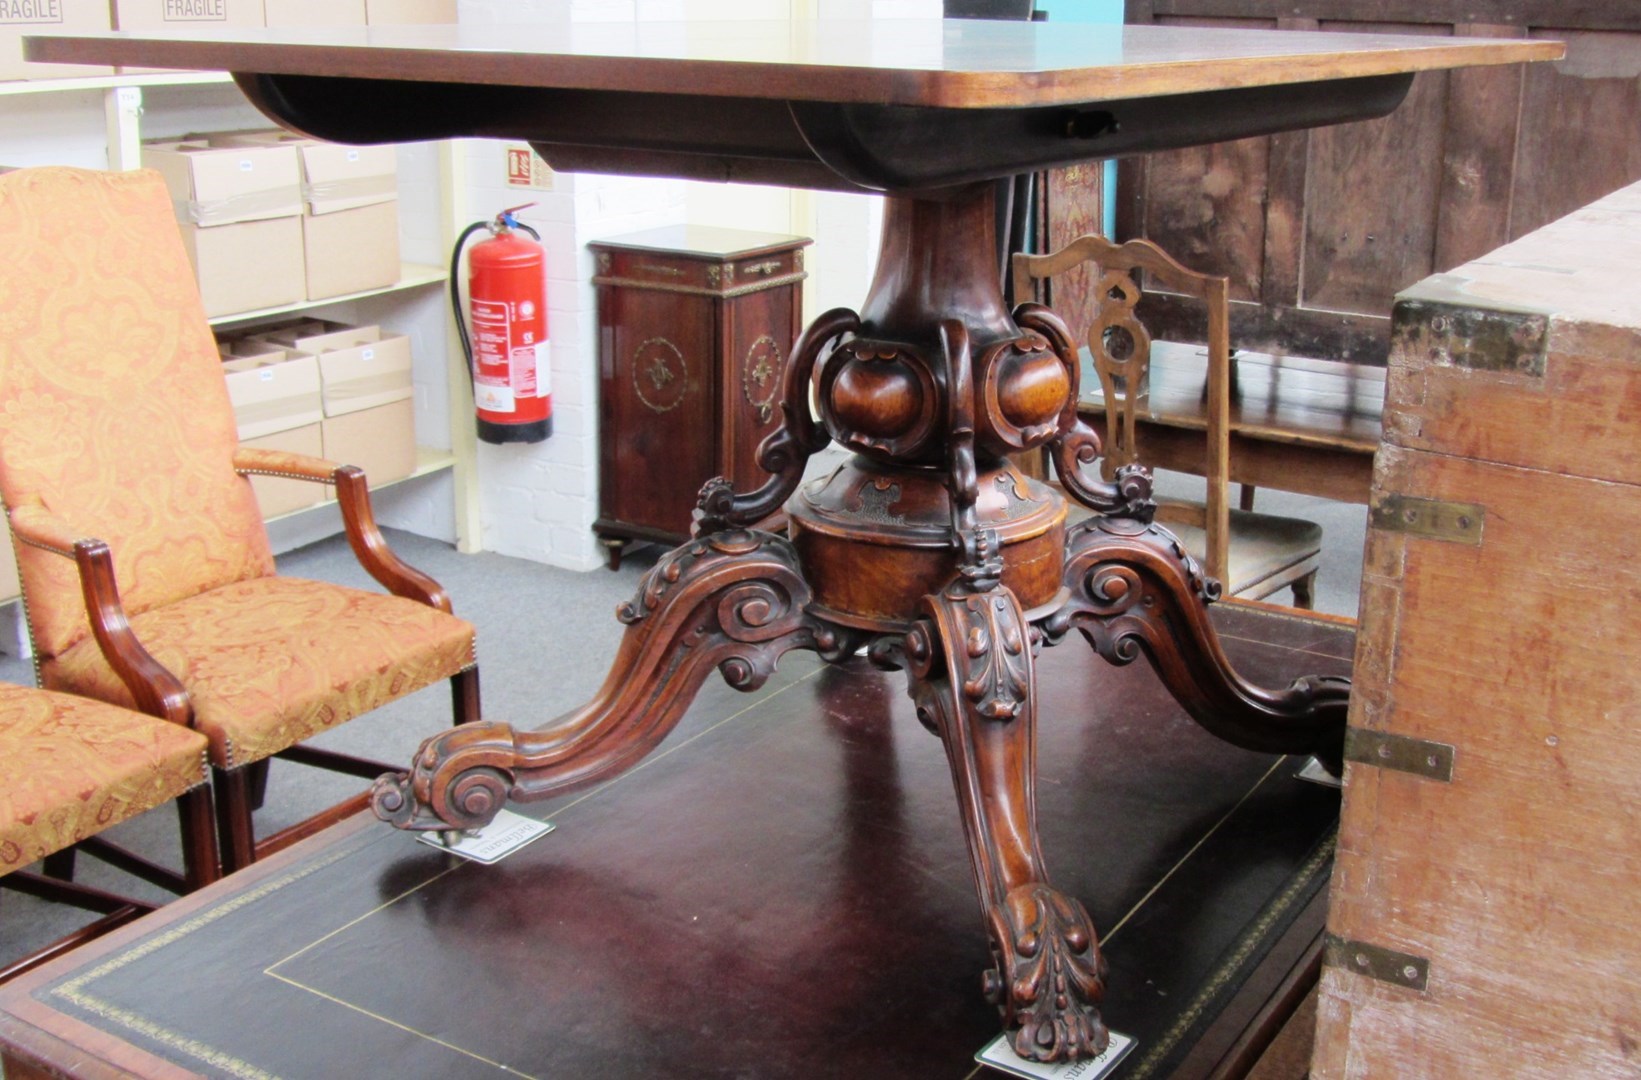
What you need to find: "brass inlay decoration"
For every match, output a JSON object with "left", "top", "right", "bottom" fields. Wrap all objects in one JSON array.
[
  {"left": 634, "top": 261, "right": 684, "bottom": 277},
  {"left": 740, "top": 258, "right": 782, "bottom": 277},
  {"left": 706, "top": 265, "right": 721, "bottom": 287},
  {"left": 47, "top": 843, "right": 363, "bottom": 1080},
  {"left": 1344, "top": 727, "right": 1455, "bottom": 782},
  {"left": 1324, "top": 932, "right": 1430, "bottom": 992},
  {"left": 595, "top": 252, "right": 611, "bottom": 275},
  {"left": 588, "top": 271, "right": 806, "bottom": 299},
  {"left": 741, "top": 334, "right": 783, "bottom": 424},
  {"left": 35, "top": 667, "right": 833, "bottom": 1080},
  {"left": 632, "top": 336, "right": 689, "bottom": 414},
  {"left": 1370, "top": 494, "right": 1484, "bottom": 545}
]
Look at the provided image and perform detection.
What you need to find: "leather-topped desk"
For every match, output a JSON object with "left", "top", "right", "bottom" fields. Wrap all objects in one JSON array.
[
  {"left": 0, "top": 606, "right": 1350, "bottom": 1080},
  {"left": 24, "top": 16, "right": 1558, "bottom": 1064}
]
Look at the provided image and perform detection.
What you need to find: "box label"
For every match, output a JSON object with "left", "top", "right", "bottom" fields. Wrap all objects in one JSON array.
[
  {"left": 164, "top": 0, "right": 226, "bottom": 20},
  {"left": 0, "top": 0, "right": 62, "bottom": 24}
]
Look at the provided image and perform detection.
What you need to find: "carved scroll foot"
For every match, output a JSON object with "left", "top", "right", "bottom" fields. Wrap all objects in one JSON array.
[
  {"left": 1043, "top": 515, "right": 1350, "bottom": 767},
  {"left": 373, "top": 530, "right": 839, "bottom": 833},
  {"left": 904, "top": 580, "right": 1108, "bottom": 1063}
]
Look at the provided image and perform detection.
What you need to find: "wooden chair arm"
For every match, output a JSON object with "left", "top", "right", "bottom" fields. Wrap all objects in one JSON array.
[
  {"left": 230, "top": 448, "right": 453, "bottom": 613},
  {"left": 331, "top": 466, "right": 453, "bottom": 614},
  {"left": 231, "top": 446, "right": 342, "bottom": 484},
  {"left": 7, "top": 504, "right": 192, "bottom": 727}
]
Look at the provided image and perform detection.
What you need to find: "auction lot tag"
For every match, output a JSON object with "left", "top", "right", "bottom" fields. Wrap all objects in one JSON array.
[
  {"left": 416, "top": 809, "right": 556, "bottom": 864},
  {"left": 975, "top": 1029, "right": 1135, "bottom": 1079}
]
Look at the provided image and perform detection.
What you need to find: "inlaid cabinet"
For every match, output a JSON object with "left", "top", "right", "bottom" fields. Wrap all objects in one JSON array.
[{"left": 591, "top": 226, "right": 810, "bottom": 567}]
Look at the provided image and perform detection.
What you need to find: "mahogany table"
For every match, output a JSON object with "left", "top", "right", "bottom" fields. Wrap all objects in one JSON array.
[{"left": 28, "top": 17, "right": 1559, "bottom": 1065}]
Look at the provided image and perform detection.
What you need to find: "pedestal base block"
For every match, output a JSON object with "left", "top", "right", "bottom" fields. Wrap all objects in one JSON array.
[{"left": 787, "top": 456, "right": 1067, "bottom": 632}]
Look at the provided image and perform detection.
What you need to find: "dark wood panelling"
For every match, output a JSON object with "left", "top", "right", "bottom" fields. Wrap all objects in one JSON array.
[
  {"left": 1043, "top": 162, "right": 1106, "bottom": 341},
  {"left": 1302, "top": 22, "right": 1452, "bottom": 316},
  {"left": 1511, "top": 28, "right": 1641, "bottom": 238},
  {"left": 1433, "top": 24, "right": 1527, "bottom": 270},
  {"left": 1143, "top": 0, "right": 1641, "bottom": 31},
  {"left": 1115, "top": 1, "right": 1641, "bottom": 366}
]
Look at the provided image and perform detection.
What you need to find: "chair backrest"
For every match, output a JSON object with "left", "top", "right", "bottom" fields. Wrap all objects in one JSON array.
[
  {"left": 0, "top": 167, "right": 273, "bottom": 661},
  {"left": 1013, "top": 235, "right": 1233, "bottom": 580}
]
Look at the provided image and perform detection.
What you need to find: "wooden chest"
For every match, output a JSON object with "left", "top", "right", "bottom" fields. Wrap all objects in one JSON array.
[
  {"left": 589, "top": 226, "right": 809, "bottom": 566},
  {"left": 1314, "top": 180, "right": 1641, "bottom": 1077}
]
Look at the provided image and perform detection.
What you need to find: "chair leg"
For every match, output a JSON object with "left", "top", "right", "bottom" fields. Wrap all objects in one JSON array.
[
  {"left": 41, "top": 848, "right": 76, "bottom": 882},
  {"left": 450, "top": 665, "right": 481, "bottom": 726},
  {"left": 1291, "top": 569, "right": 1318, "bottom": 611},
  {"left": 177, "top": 786, "right": 221, "bottom": 889},
  {"left": 245, "top": 758, "right": 272, "bottom": 812},
  {"left": 213, "top": 766, "right": 257, "bottom": 875}
]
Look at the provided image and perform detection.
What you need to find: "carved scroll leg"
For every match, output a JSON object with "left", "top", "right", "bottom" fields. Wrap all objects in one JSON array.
[
  {"left": 1046, "top": 517, "right": 1350, "bottom": 771},
  {"left": 904, "top": 582, "right": 1108, "bottom": 1064},
  {"left": 372, "top": 530, "right": 837, "bottom": 833}
]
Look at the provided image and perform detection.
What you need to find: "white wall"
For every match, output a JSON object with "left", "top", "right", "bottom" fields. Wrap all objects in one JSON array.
[{"left": 455, "top": 0, "right": 938, "bottom": 571}]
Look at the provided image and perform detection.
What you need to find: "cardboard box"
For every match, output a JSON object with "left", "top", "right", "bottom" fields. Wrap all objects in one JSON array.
[
  {"left": 112, "top": 0, "right": 263, "bottom": 74},
  {"left": 212, "top": 131, "right": 396, "bottom": 214},
  {"left": 256, "top": 320, "right": 413, "bottom": 416},
  {"left": 178, "top": 216, "right": 305, "bottom": 317},
  {"left": 365, "top": 0, "right": 455, "bottom": 23},
  {"left": 144, "top": 140, "right": 301, "bottom": 226},
  {"left": 0, "top": 0, "right": 113, "bottom": 81},
  {"left": 322, "top": 398, "right": 416, "bottom": 488},
  {"left": 208, "top": 131, "right": 400, "bottom": 299},
  {"left": 263, "top": 0, "right": 363, "bottom": 25},
  {"left": 240, "top": 422, "right": 328, "bottom": 518},
  {"left": 303, "top": 200, "right": 401, "bottom": 299},
  {"left": 220, "top": 346, "right": 323, "bottom": 440},
  {"left": 145, "top": 140, "right": 304, "bottom": 316}
]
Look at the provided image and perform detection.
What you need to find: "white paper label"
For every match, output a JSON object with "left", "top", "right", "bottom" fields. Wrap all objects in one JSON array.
[
  {"left": 975, "top": 1030, "right": 1136, "bottom": 1080},
  {"left": 416, "top": 809, "right": 555, "bottom": 865}
]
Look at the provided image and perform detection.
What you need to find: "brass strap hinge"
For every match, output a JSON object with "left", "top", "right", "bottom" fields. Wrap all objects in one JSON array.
[
  {"left": 1344, "top": 728, "right": 1455, "bottom": 782},
  {"left": 1324, "top": 933, "right": 1430, "bottom": 992},
  {"left": 1370, "top": 494, "right": 1484, "bottom": 545}
]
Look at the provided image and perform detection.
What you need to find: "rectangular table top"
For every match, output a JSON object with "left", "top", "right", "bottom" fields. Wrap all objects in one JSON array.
[{"left": 27, "top": 19, "right": 1561, "bottom": 109}]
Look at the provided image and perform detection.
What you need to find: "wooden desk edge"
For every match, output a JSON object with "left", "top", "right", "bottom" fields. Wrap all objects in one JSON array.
[
  {"left": 0, "top": 815, "right": 383, "bottom": 1080},
  {"left": 21, "top": 30, "right": 1563, "bottom": 110}
]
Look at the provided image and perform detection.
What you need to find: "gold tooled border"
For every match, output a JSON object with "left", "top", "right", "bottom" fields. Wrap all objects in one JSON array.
[{"left": 43, "top": 667, "right": 826, "bottom": 1078}]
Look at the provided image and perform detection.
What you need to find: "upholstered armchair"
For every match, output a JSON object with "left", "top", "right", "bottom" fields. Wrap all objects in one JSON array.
[
  {"left": 0, "top": 166, "right": 480, "bottom": 873},
  {"left": 0, "top": 680, "right": 216, "bottom": 982}
]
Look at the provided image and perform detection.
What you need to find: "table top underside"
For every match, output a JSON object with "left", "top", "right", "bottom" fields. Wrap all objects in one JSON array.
[{"left": 25, "top": 22, "right": 1560, "bottom": 192}]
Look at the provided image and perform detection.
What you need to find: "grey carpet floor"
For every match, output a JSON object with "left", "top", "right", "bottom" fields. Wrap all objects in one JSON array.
[{"left": 0, "top": 474, "right": 1366, "bottom": 968}]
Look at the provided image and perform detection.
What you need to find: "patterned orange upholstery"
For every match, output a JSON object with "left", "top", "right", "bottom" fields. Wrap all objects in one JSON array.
[
  {"left": 0, "top": 166, "right": 273, "bottom": 662},
  {"left": 0, "top": 682, "right": 208, "bottom": 873},
  {"left": 45, "top": 576, "right": 476, "bottom": 768},
  {"left": 0, "top": 166, "right": 478, "bottom": 845}
]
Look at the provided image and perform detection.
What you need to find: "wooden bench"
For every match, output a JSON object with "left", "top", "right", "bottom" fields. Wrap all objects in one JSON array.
[{"left": 1076, "top": 343, "right": 1384, "bottom": 505}]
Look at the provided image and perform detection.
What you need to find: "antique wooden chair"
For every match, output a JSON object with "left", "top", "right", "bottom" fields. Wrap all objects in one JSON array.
[
  {"left": 0, "top": 679, "right": 217, "bottom": 982},
  {"left": 1013, "top": 235, "right": 1322, "bottom": 608},
  {"left": 0, "top": 166, "right": 480, "bottom": 873}
]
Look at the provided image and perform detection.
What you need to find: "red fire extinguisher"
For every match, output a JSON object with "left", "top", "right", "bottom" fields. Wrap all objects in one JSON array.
[{"left": 452, "top": 205, "right": 552, "bottom": 444}]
